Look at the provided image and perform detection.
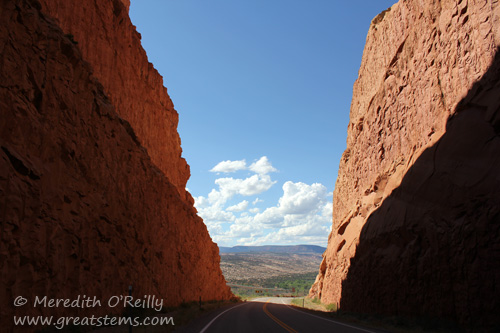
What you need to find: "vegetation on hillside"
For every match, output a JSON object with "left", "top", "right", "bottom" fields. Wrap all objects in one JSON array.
[{"left": 229, "top": 272, "right": 317, "bottom": 298}]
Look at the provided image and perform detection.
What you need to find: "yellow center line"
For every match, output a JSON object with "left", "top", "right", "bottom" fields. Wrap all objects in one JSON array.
[{"left": 263, "top": 301, "right": 299, "bottom": 333}]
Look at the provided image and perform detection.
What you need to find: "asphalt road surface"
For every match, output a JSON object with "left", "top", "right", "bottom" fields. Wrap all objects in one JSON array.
[{"left": 183, "top": 297, "right": 387, "bottom": 333}]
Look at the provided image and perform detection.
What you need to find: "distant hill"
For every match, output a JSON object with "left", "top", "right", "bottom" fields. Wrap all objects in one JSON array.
[
  {"left": 219, "top": 245, "right": 326, "bottom": 254},
  {"left": 219, "top": 245, "right": 325, "bottom": 284}
]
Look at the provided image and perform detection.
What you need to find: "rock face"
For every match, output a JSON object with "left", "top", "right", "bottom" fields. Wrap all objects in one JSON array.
[
  {"left": 310, "top": 0, "right": 500, "bottom": 329},
  {"left": 38, "top": 0, "right": 191, "bottom": 201},
  {"left": 120, "top": 0, "right": 130, "bottom": 12},
  {"left": 0, "top": 0, "right": 231, "bottom": 329}
]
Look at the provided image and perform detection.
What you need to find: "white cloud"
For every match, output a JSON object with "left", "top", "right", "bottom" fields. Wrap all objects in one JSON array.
[
  {"left": 196, "top": 204, "right": 235, "bottom": 222},
  {"left": 227, "top": 200, "right": 249, "bottom": 212},
  {"left": 207, "top": 181, "right": 332, "bottom": 246},
  {"left": 209, "top": 156, "right": 277, "bottom": 175},
  {"left": 253, "top": 206, "right": 282, "bottom": 226},
  {"left": 194, "top": 156, "right": 332, "bottom": 247},
  {"left": 252, "top": 198, "right": 263, "bottom": 205},
  {"left": 205, "top": 221, "right": 224, "bottom": 235},
  {"left": 207, "top": 189, "right": 226, "bottom": 206},
  {"left": 210, "top": 159, "right": 247, "bottom": 173},
  {"left": 240, "top": 205, "right": 332, "bottom": 246},
  {"left": 321, "top": 201, "right": 333, "bottom": 217},
  {"left": 194, "top": 195, "right": 209, "bottom": 208},
  {"left": 215, "top": 174, "right": 276, "bottom": 199},
  {"left": 208, "top": 203, "right": 332, "bottom": 246},
  {"left": 252, "top": 182, "right": 328, "bottom": 227},
  {"left": 279, "top": 182, "right": 327, "bottom": 215},
  {"left": 249, "top": 156, "right": 277, "bottom": 175}
]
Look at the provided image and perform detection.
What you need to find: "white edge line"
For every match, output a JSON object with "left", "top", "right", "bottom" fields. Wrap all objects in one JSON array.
[
  {"left": 199, "top": 302, "right": 248, "bottom": 333},
  {"left": 286, "top": 303, "right": 378, "bottom": 333}
]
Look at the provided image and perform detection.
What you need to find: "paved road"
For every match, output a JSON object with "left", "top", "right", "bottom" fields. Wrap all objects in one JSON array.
[{"left": 183, "top": 297, "right": 386, "bottom": 333}]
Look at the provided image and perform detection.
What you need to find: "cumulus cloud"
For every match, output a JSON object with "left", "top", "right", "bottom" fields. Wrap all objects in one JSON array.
[
  {"left": 253, "top": 206, "right": 283, "bottom": 226},
  {"left": 321, "top": 201, "right": 333, "bottom": 217},
  {"left": 205, "top": 221, "right": 224, "bottom": 235},
  {"left": 209, "top": 156, "right": 277, "bottom": 175},
  {"left": 252, "top": 198, "right": 263, "bottom": 205},
  {"left": 194, "top": 156, "right": 332, "bottom": 246},
  {"left": 211, "top": 181, "right": 332, "bottom": 245},
  {"left": 253, "top": 182, "right": 328, "bottom": 227},
  {"left": 195, "top": 158, "right": 278, "bottom": 231},
  {"left": 227, "top": 200, "right": 249, "bottom": 212},
  {"left": 249, "top": 156, "right": 277, "bottom": 175},
  {"left": 215, "top": 174, "right": 276, "bottom": 200},
  {"left": 210, "top": 159, "right": 247, "bottom": 173},
  {"left": 195, "top": 203, "right": 235, "bottom": 222},
  {"left": 279, "top": 182, "right": 327, "bottom": 215},
  {"left": 194, "top": 195, "right": 209, "bottom": 208}
]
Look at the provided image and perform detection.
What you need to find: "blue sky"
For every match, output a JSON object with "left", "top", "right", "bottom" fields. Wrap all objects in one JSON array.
[{"left": 129, "top": 0, "right": 396, "bottom": 247}]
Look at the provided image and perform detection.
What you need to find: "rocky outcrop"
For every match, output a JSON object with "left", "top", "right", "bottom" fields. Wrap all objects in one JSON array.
[
  {"left": 310, "top": 0, "right": 500, "bottom": 329},
  {"left": 38, "top": 0, "right": 191, "bottom": 201},
  {"left": 0, "top": 0, "right": 231, "bottom": 330},
  {"left": 120, "top": 0, "right": 130, "bottom": 12}
]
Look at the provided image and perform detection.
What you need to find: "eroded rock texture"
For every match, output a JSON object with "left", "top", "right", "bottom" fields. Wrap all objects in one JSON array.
[
  {"left": 0, "top": 0, "right": 231, "bottom": 329},
  {"left": 310, "top": 0, "right": 500, "bottom": 329},
  {"left": 38, "top": 0, "right": 191, "bottom": 201}
]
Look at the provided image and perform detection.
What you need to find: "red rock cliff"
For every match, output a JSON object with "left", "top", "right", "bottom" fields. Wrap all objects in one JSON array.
[
  {"left": 310, "top": 0, "right": 500, "bottom": 329},
  {"left": 38, "top": 0, "right": 190, "bottom": 201},
  {"left": 0, "top": 0, "right": 231, "bottom": 330}
]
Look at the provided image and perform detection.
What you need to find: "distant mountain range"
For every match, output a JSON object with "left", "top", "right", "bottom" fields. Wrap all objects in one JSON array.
[{"left": 219, "top": 245, "right": 326, "bottom": 254}]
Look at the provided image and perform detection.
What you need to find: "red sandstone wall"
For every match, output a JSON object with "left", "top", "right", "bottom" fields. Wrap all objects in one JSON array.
[
  {"left": 120, "top": 0, "right": 130, "bottom": 12},
  {"left": 310, "top": 0, "right": 500, "bottom": 329},
  {"left": 38, "top": 0, "right": 191, "bottom": 201},
  {"left": 0, "top": 0, "right": 231, "bottom": 330}
]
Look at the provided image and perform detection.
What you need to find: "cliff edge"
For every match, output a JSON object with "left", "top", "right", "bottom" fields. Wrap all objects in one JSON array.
[
  {"left": 38, "top": 0, "right": 191, "bottom": 201},
  {"left": 310, "top": 0, "right": 500, "bottom": 329}
]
